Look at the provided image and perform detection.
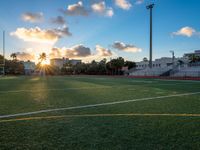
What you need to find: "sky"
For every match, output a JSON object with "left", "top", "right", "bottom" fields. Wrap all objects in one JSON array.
[{"left": 0, "top": 0, "right": 200, "bottom": 63}]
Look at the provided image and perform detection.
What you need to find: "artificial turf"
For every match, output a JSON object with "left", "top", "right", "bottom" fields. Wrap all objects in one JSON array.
[{"left": 0, "top": 76, "right": 200, "bottom": 149}]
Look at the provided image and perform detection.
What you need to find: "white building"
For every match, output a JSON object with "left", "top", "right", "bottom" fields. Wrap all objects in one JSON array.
[
  {"left": 129, "top": 50, "right": 200, "bottom": 77},
  {"left": 23, "top": 61, "right": 35, "bottom": 75},
  {"left": 50, "top": 58, "right": 69, "bottom": 69},
  {"left": 136, "top": 57, "right": 188, "bottom": 70},
  {"left": 184, "top": 50, "right": 200, "bottom": 58},
  {"left": 50, "top": 58, "right": 82, "bottom": 68}
]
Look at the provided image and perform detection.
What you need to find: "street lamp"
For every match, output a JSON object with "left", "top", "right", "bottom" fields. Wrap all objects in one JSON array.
[{"left": 146, "top": 3, "right": 154, "bottom": 68}]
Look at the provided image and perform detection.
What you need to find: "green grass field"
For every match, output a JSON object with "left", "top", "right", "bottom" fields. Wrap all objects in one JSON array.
[{"left": 0, "top": 76, "right": 200, "bottom": 150}]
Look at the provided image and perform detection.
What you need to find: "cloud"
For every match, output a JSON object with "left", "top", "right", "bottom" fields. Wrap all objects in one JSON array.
[
  {"left": 95, "top": 45, "right": 113, "bottom": 56},
  {"left": 49, "top": 47, "right": 63, "bottom": 59},
  {"left": 62, "top": 1, "right": 89, "bottom": 16},
  {"left": 49, "top": 44, "right": 114, "bottom": 62},
  {"left": 54, "top": 26, "right": 72, "bottom": 37},
  {"left": 50, "top": 45, "right": 91, "bottom": 59},
  {"left": 135, "top": 0, "right": 144, "bottom": 5},
  {"left": 115, "top": 0, "right": 132, "bottom": 10},
  {"left": 10, "top": 26, "right": 72, "bottom": 44},
  {"left": 15, "top": 52, "right": 35, "bottom": 61},
  {"left": 22, "top": 12, "right": 43, "bottom": 23},
  {"left": 66, "top": 45, "right": 91, "bottom": 58},
  {"left": 112, "top": 41, "right": 142, "bottom": 52},
  {"left": 172, "top": 26, "right": 197, "bottom": 37},
  {"left": 51, "top": 16, "right": 65, "bottom": 25},
  {"left": 91, "top": 1, "right": 114, "bottom": 17}
]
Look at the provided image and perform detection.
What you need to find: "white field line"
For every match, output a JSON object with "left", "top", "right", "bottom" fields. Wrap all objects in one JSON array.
[
  {"left": 0, "top": 91, "right": 200, "bottom": 119},
  {"left": 1, "top": 113, "right": 200, "bottom": 123},
  {"left": 155, "top": 79, "right": 200, "bottom": 83},
  {"left": 151, "top": 83, "right": 199, "bottom": 86},
  {"left": 0, "top": 86, "right": 113, "bottom": 93},
  {"left": 130, "top": 81, "right": 200, "bottom": 85}
]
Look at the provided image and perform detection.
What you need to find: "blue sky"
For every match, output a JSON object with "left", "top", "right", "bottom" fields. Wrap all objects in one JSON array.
[{"left": 0, "top": 0, "right": 200, "bottom": 62}]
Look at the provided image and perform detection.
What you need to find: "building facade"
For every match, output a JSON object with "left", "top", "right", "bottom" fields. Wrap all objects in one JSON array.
[
  {"left": 50, "top": 58, "right": 69, "bottom": 69},
  {"left": 136, "top": 57, "right": 188, "bottom": 70},
  {"left": 184, "top": 50, "right": 200, "bottom": 57},
  {"left": 23, "top": 61, "right": 35, "bottom": 75},
  {"left": 50, "top": 58, "right": 82, "bottom": 68}
]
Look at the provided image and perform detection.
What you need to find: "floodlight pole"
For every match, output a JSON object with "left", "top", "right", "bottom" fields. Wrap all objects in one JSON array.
[
  {"left": 2, "top": 31, "right": 5, "bottom": 75},
  {"left": 146, "top": 4, "right": 154, "bottom": 69},
  {"left": 170, "top": 50, "right": 175, "bottom": 68}
]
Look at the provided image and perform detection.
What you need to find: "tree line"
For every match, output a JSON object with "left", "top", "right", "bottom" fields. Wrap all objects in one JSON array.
[
  {"left": 0, "top": 53, "right": 136, "bottom": 75},
  {"left": 61, "top": 57, "right": 136, "bottom": 75},
  {"left": 1, "top": 52, "right": 200, "bottom": 75},
  {"left": 0, "top": 54, "right": 24, "bottom": 75}
]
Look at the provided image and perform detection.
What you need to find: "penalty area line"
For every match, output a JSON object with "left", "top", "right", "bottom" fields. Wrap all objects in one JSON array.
[{"left": 0, "top": 91, "right": 200, "bottom": 119}]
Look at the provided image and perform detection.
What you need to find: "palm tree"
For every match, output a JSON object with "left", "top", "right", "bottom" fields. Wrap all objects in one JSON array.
[
  {"left": 10, "top": 53, "right": 17, "bottom": 60},
  {"left": 39, "top": 52, "right": 46, "bottom": 64},
  {"left": 38, "top": 52, "right": 47, "bottom": 76}
]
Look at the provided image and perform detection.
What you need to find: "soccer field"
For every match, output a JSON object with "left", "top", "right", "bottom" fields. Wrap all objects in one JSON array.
[{"left": 0, "top": 76, "right": 200, "bottom": 149}]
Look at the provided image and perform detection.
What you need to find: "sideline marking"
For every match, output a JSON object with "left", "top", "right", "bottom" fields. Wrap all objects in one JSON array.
[
  {"left": 0, "top": 91, "right": 200, "bottom": 119},
  {"left": 155, "top": 79, "right": 200, "bottom": 83},
  {"left": 1, "top": 113, "right": 200, "bottom": 123}
]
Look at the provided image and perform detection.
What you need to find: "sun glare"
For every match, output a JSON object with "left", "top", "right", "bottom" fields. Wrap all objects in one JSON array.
[{"left": 41, "top": 59, "right": 50, "bottom": 66}]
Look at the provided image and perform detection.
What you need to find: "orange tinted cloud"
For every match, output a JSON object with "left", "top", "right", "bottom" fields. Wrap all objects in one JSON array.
[
  {"left": 113, "top": 41, "right": 142, "bottom": 53},
  {"left": 172, "top": 26, "right": 196, "bottom": 37},
  {"left": 91, "top": 2, "right": 114, "bottom": 17},
  {"left": 115, "top": 0, "right": 132, "bottom": 10},
  {"left": 10, "top": 26, "right": 71, "bottom": 44},
  {"left": 22, "top": 12, "right": 43, "bottom": 23}
]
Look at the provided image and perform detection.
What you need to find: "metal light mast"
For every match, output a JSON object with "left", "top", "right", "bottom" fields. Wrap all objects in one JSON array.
[
  {"left": 170, "top": 50, "right": 175, "bottom": 68},
  {"left": 146, "top": 3, "right": 154, "bottom": 68},
  {"left": 2, "top": 31, "right": 5, "bottom": 75}
]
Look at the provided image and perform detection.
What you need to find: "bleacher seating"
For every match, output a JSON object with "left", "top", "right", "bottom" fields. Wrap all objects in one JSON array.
[
  {"left": 129, "top": 67, "right": 171, "bottom": 76},
  {"left": 172, "top": 66, "right": 200, "bottom": 77}
]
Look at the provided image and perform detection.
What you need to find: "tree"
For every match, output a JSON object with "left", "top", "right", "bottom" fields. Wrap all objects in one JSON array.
[
  {"left": 72, "top": 62, "right": 87, "bottom": 74},
  {"left": 143, "top": 57, "right": 148, "bottom": 62},
  {"left": 39, "top": 52, "right": 47, "bottom": 64},
  {"left": 38, "top": 52, "right": 47, "bottom": 76},
  {"left": 109, "top": 57, "right": 125, "bottom": 75},
  {"left": 10, "top": 53, "right": 17, "bottom": 60},
  {"left": 0, "top": 55, "right": 4, "bottom": 64},
  {"left": 61, "top": 62, "right": 73, "bottom": 75},
  {"left": 0, "top": 55, "right": 5, "bottom": 74},
  {"left": 5, "top": 60, "right": 24, "bottom": 75},
  {"left": 59, "top": 57, "right": 134, "bottom": 76},
  {"left": 98, "top": 58, "right": 107, "bottom": 75},
  {"left": 88, "top": 60, "right": 98, "bottom": 74},
  {"left": 124, "top": 61, "right": 136, "bottom": 69}
]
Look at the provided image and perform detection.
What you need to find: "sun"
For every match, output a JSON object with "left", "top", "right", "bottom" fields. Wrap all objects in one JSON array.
[{"left": 41, "top": 59, "right": 50, "bottom": 66}]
